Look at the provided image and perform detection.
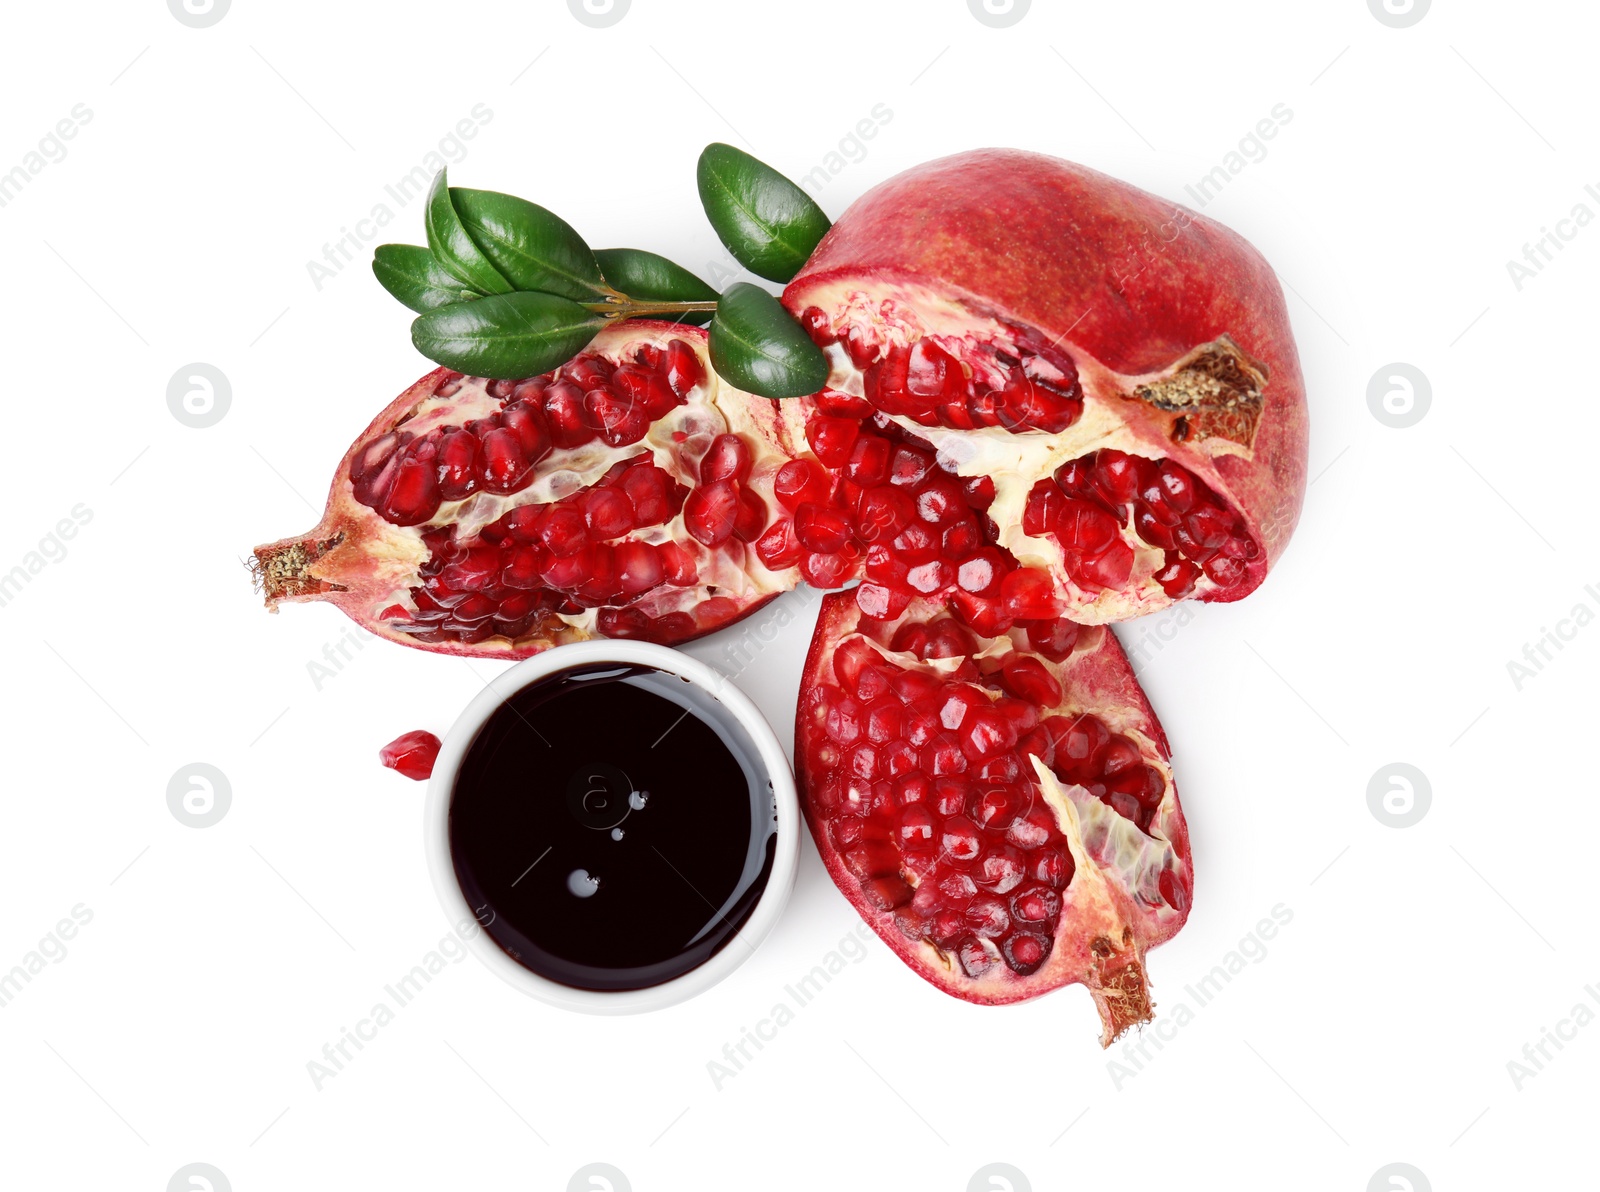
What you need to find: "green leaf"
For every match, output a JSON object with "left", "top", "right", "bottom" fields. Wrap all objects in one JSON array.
[
  {"left": 697, "top": 143, "right": 831, "bottom": 284},
  {"left": 410, "top": 292, "right": 607, "bottom": 380},
  {"left": 424, "top": 169, "right": 512, "bottom": 295},
  {"left": 371, "top": 244, "right": 483, "bottom": 313},
  {"left": 452, "top": 188, "right": 609, "bottom": 302},
  {"left": 708, "top": 283, "right": 830, "bottom": 398},
  {"left": 595, "top": 248, "right": 718, "bottom": 325}
]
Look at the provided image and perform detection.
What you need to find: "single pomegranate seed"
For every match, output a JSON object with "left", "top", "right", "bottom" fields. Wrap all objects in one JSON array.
[
  {"left": 774, "top": 459, "right": 830, "bottom": 511},
  {"left": 699, "top": 433, "right": 752, "bottom": 485},
  {"left": 844, "top": 434, "right": 891, "bottom": 487},
  {"left": 854, "top": 485, "right": 916, "bottom": 544},
  {"left": 793, "top": 504, "right": 853, "bottom": 553},
  {"left": 886, "top": 445, "right": 933, "bottom": 489},
  {"left": 663, "top": 339, "right": 702, "bottom": 396},
  {"left": 540, "top": 380, "right": 593, "bottom": 448},
  {"left": 435, "top": 430, "right": 480, "bottom": 502},
  {"left": 501, "top": 403, "right": 552, "bottom": 462},
  {"left": 1072, "top": 539, "right": 1135, "bottom": 590},
  {"left": 585, "top": 487, "right": 635, "bottom": 540},
  {"left": 380, "top": 457, "right": 441, "bottom": 526},
  {"left": 800, "top": 551, "right": 853, "bottom": 588},
  {"left": 855, "top": 582, "right": 911, "bottom": 621},
  {"left": 1000, "top": 656, "right": 1063, "bottom": 706},
  {"left": 379, "top": 730, "right": 441, "bottom": 781},
  {"left": 1000, "top": 567, "right": 1060, "bottom": 620},
  {"left": 807, "top": 415, "right": 860, "bottom": 468},
  {"left": 683, "top": 481, "right": 740, "bottom": 546},
  {"left": 799, "top": 306, "right": 836, "bottom": 343}
]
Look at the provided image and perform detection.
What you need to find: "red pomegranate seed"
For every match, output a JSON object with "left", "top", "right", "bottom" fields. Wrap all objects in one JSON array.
[
  {"left": 794, "top": 504, "right": 853, "bottom": 553},
  {"left": 800, "top": 551, "right": 852, "bottom": 588},
  {"left": 434, "top": 430, "right": 480, "bottom": 502},
  {"left": 502, "top": 404, "right": 552, "bottom": 462},
  {"left": 774, "top": 459, "right": 830, "bottom": 511},
  {"left": 683, "top": 481, "right": 740, "bottom": 546},
  {"left": 807, "top": 415, "right": 860, "bottom": 468},
  {"left": 699, "top": 433, "right": 752, "bottom": 485},
  {"left": 1000, "top": 567, "right": 1060, "bottom": 620},
  {"left": 733, "top": 488, "right": 768, "bottom": 542},
  {"left": 615, "top": 541, "right": 665, "bottom": 595},
  {"left": 380, "top": 458, "right": 441, "bottom": 526},
  {"left": 663, "top": 339, "right": 702, "bottom": 396},
  {"left": 1000, "top": 655, "right": 1063, "bottom": 706},
  {"left": 478, "top": 428, "right": 533, "bottom": 495},
  {"left": 844, "top": 434, "right": 891, "bottom": 487},
  {"left": 755, "top": 519, "right": 803, "bottom": 570},
  {"left": 585, "top": 487, "right": 635, "bottom": 540},
  {"left": 379, "top": 730, "right": 441, "bottom": 781}
]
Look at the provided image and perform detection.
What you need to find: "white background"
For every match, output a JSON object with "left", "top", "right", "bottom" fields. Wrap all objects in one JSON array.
[{"left": 1, "top": 1, "right": 1594, "bottom": 1189}]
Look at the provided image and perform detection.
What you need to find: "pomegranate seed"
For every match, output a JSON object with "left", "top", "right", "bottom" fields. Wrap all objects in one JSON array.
[
  {"left": 774, "top": 459, "right": 830, "bottom": 511},
  {"left": 380, "top": 458, "right": 441, "bottom": 526},
  {"left": 699, "top": 433, "right": 752, "bottom": 485},
  {"left": 915, "top": 478, "right": 964, "bottom": 526},
  {"left": 663, "top": 338, "right": 703, "bottom": 396},
  {"left": 540, "top": 380, "right": 593, "bottom": 448},
  {"left": 807, "top": 415, "right": 860, "bottom": 468},
  {"left": 888, "top": 445, "right": 935, "bottom": 488},
  {"left": 1000, "top": 567, "right": 1060, "bottom": 620},
  {"left": 956, "top": 936, "right": 996, "bottom": 978},
  {"left": 855, "top": 582, "right": 910, "bottom": 620},
  {"left": 379, "top": 730, "right": 441, "bottom": 781},
  {"left": 800, "top": 551, "right": 852, "bottom": 588},
  {"left": 435, "top": 430, "right": 481, "bottom": 502},
  {"left": 1091, "top": 449, "right": 1147, "bottom": 505},
  {"left": 1000, "top": 656, "right": 1063, "bottom": 706},
  {"left": 844, "top": 434, "right": 891, "bottom": 486},
  {"left": 683, "top": 481, "right": 740, "bottom": 546},
  {"left": 854, "top": 485, "right": 916, "bottom": 544},
  {"left": 799, "top": 306, "right": 835, "bottom": 343},
  {"left": 755, "top": 519, "right": 803, "bottom": 570},
  {"left": 615, "top": 541, "right": 665, "bottom": 595},
  {"left": 1072, "top": 539, "right": 1135, "bottom": 590},
  {"left": 793, "top": 504, "right": 853, "bottom": 553},
  {"left": 1156, "top": 461, "right": 1197, "bottom": 512},
  {"left": 501, "top": 403, "right": 552, "bottom": 462},
  {"left": 1001, "top": 932, "right": 1051, "bottom": 975},
  {"left": 583, "top": 487, "right": 634, "bottom": 539}
]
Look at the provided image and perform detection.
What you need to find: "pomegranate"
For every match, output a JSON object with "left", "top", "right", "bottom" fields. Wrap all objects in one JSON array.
[
  {"left": 778, "top": 149, "right": 1308, "bottom": 626},
  {"left": 379, "top": 730, "right": 441, "bottom": 780},
  {"left": 796, "top": 592, "right": 1192, "bottom": 1044},
  {"left": 252, "top": 323, "right": 802, "bottom": 656}
]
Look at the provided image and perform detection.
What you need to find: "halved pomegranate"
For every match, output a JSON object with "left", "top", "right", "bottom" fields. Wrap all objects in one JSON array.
[
  {"left": 780, "top": 149, "right": 1308, "bottom": 625},
  {"left": 252, "top": 323, "right": 802, "bottom": 656},
  {"left": 797, "top": 592, "right": 1193, "bottom": 1044}
]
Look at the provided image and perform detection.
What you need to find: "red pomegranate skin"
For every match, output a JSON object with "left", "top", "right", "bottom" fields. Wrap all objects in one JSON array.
[{"left": 785, "top": 148, "right": 1308, "bottom": 590}]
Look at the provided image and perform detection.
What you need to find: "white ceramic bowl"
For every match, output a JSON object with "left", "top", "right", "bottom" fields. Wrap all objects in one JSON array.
[{"left": 423, "top": 639, "right": 799, "bottom": 1013}]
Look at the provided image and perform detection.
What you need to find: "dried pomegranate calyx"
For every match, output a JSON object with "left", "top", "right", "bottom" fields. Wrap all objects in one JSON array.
[{"left": 1124, "top": 334, "right": 1268, "bottom": 448}]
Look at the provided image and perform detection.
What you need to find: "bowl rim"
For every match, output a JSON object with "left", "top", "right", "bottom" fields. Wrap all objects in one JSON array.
[{"left": 422, "top": 638, "right": 799, "bottom": 1014}]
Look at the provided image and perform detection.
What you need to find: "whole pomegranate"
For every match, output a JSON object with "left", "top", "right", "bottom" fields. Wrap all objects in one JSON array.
[
  {"left": 773, "top": 149, "right": 1308, "bottom": 628},
  {"left": 253, "top": 323, "right": 802, "bottom": 656},
  {"left": 797, "top": 593, "right": 1191, "bottom": 1044}
]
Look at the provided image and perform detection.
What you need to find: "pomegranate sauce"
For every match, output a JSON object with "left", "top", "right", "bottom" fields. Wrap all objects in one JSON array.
[{"left": 450, "top": 664, "right": 777, "bottom": 990}]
